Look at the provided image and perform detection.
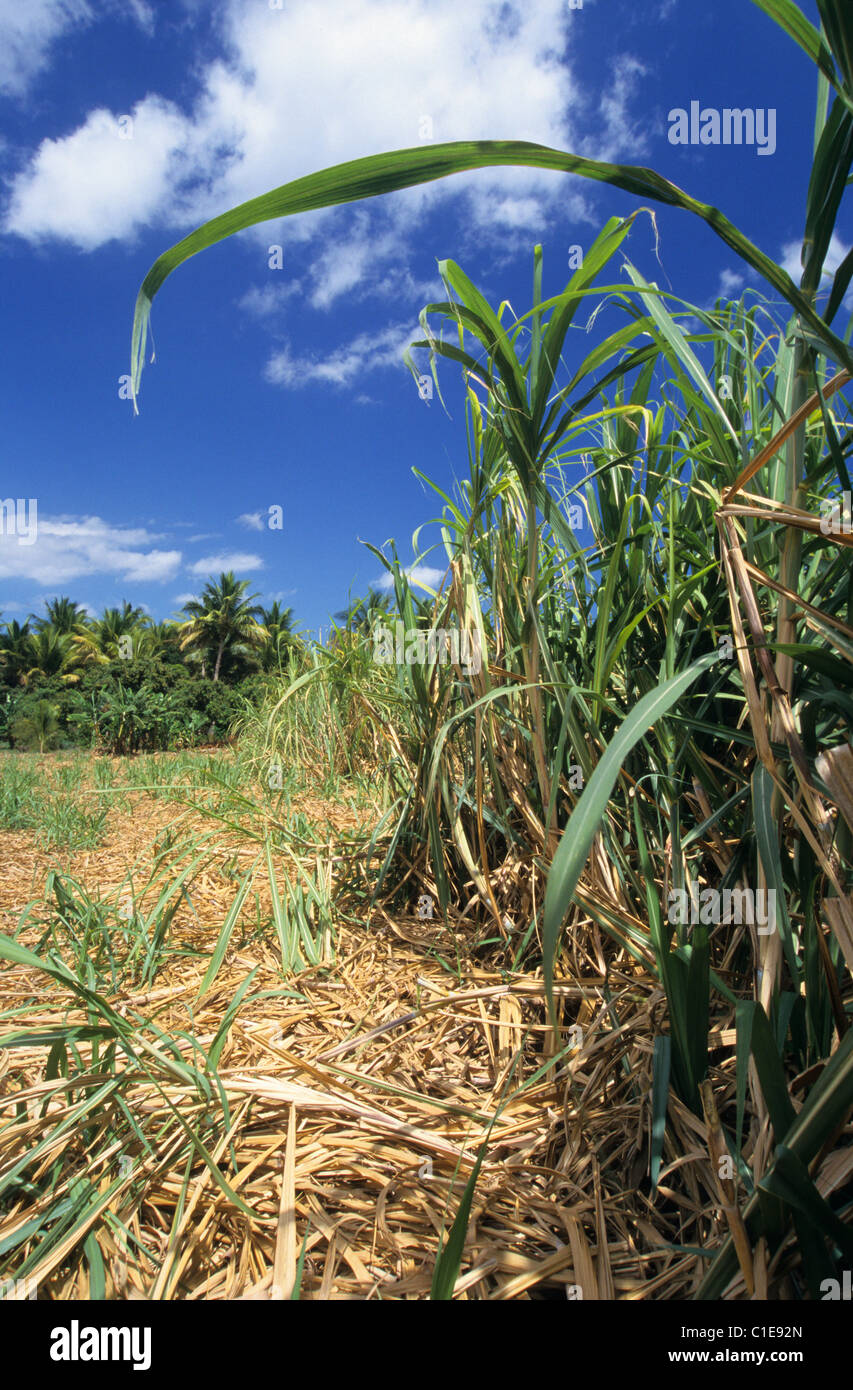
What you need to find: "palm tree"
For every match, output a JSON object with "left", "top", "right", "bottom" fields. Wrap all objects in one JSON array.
[
  {"left": 261, "top": 600, "right": 294, "bottom": 633},
  {"left": 258, "top": 601, "right": 300, "bottom": 673},
  {"left": 333, "top": 590, "right": 392, "bottom": 636},
  {"left": 31, "top": 596, "right": 89, "bottom": 636},
  {"left": 179, "top": 572, "right": 265, "bottom": 681},
  {"left": 138, "top": 619, "right": 183, "bottom": 663},
  {"left": 23, "top": 629, "right": 82, "bottom": 685},
  {"left": 0, "top": 620, "right": 34, "bottom": 686},
  {"left": 74, "top": 602, "right": 149, "bottom": 663}
]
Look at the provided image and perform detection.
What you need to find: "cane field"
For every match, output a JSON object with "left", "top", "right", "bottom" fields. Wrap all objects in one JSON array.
[{"left": 1, "top": 0, "right": 853, "bottom": 1304}]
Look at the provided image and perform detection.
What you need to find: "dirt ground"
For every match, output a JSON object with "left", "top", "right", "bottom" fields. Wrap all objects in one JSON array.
[{"left": 0, "top": 754, "right": 704, "bottom": 1300}]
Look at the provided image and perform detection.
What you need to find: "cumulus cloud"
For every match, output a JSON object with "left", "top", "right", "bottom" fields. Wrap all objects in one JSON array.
[
  {"left": 1, "top": 0, "right": 655, "bottom": 410},
  {"left": 5, "top": 98, "right": 191, "bottom": 249},
  {"left": 235, "top": 511, "right": 265, "bottom": 531},
  {"left": 188, "top": 551, "right": 263, "bottom": 575},
  {"left": 4, "top": 0, "right": 637, "bottom": 268},
  {"left": 0, "top": 514, "right": 181, "bottom": 586}
]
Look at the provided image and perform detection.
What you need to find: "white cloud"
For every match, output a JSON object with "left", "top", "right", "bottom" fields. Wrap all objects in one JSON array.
[
  {"left": 307, "top": 216, "right": 405, "bottom": 309},
  {"left": 235, "top": 511, "right": 264, "bottom": 530},
  {"left": 709, "top": 239, "right": 853, "bottom": 313},
  {"left": 238, "top": 281, "right": 303, "bottom": 318},
  {"left": 591, "top": 55, "right": 648, "bottom": 163},
  {"left": 310, "top": 239, "right": 377, "bottom": 311},
  {"left": 188, "top": 551, "right": 263, "bottom": 575},
  {"left": 375, "top": 564, "right": 446, "bottom": 592},
  {"left": 5, "top": 0, "right": 623, "bottom": 267},
  {"left": 123, "top": 1, "right": 155, "bottom": 35},
  {"left": 265, "top": 320, "right": 423, "bottom": 389},
  {"left": 0, "top": 515, "right": 181, "bottom": 586},
  {"left": 240, "top": 248, "right": 440, "bottom": 320},
  {"left": 0, "top": 0, "right": 154, "bottom": 99},
  {"left": 5, "top": 97, "right": 190, "bottom": 249},
  {"left": 3, "top": 0, "right": 657, "bottom": 413},
  {"left": 780, "top": 241, "right": 804, "bottom": 282},
  {"left": 189, "top": 0, "right": 585, "bottom": 229},
  {"left": 716, "top": 268, "right": 745, "bottom": 299},
  {"left": 0, "top": 0, "right": 92, "bottom": 98},
  {"left": 374, "top": 267, "right": 443, "bottom": 305},
  {"left": 780, "top": 232, "right": 853, "bottom": 306}
]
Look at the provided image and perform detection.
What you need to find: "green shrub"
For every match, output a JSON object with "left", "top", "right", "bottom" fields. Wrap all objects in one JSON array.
[{"left": 9, "top": 700, "right": 61, "bottom": 753}]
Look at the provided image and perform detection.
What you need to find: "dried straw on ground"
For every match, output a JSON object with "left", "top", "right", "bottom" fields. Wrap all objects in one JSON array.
[{"left": 0, "top": 763, "right": 845, "bottom": 1300}]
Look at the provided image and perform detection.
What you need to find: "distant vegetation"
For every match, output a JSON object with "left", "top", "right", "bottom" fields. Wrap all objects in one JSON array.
[{"left": 0, "top": 573, "right": 303, "bottom": 754}]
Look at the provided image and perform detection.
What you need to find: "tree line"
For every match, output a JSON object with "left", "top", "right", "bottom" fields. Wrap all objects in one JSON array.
[
  {"left": 0, "top": 573, "right": 300, "bottom": 753},
  {"left": 0, "top": 573, "right": 298, "bottom": 686}
]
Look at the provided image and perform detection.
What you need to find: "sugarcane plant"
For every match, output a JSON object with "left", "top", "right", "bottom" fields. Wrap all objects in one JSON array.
[{"left": 126, "top": 0, "right": 853, "bottom": 1297}]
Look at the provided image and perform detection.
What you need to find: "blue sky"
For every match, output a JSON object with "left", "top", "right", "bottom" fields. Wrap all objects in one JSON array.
[{"left": 0, "top": 0, "right": 840, "bottom": 638}]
